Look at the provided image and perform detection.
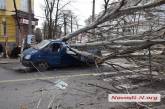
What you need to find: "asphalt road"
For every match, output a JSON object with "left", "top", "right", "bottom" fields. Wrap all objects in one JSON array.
[
  {"left": 1, "top": 59, "right": 164, "bottom": 109},
  {"left": 0, "top": 60, "right": 111, "bottom": 109}
]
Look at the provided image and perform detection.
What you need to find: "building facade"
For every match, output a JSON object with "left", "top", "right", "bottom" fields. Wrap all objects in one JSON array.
[{"left": 0, "top": 0, "right": 38, "bottom": 48}]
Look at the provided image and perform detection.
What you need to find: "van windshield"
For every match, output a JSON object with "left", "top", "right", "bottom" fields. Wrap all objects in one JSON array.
[{"left": 33, "top": 40, "right": 50, "bottom": 49}]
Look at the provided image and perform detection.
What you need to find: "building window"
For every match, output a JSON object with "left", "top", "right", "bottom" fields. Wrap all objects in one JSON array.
[
  {"left": 21, "top": 0, "right": 29, "bottom": 12},
  {"left": 0, "top": 0, "right": 6, "bottom": 9},
  {"left": 1, "top": 18, "right": 7, "bottom": 37}
]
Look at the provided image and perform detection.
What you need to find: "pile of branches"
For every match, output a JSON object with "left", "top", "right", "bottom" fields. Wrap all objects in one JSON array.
[{"left": 61, "top": 0, "right": 165, "bottom": 75}]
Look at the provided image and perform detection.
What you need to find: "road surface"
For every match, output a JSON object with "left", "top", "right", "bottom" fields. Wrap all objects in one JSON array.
[
  {"left": 0, "top": 59, "right": 164, "bottom": 109},
  {"left": 0, "top": 59, "right": 111, "bottom": 109}
]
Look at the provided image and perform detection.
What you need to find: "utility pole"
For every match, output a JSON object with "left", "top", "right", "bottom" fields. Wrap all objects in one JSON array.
[
  {"left": 25, "top": 0, "right": 33, "bottom": 48},
  {"left": 92, "top": 0, "right": 95, "bottom": 22},
  {"left": 28, "top": 0, "right": 32, "bottom": 34},
  {"left": 92, "top": 0, "right": 95, "bottom": 40},
  {"left": 64, "top": 14, "right": 67, "bottom": 36}
]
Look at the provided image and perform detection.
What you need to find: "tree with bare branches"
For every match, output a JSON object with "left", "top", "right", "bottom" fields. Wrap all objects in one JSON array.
[{"left": 60, "top": 0, "right": 165, "bottom": 75}]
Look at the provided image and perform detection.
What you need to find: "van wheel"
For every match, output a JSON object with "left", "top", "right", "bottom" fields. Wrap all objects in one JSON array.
[{"left": 36, "top": 61, "right": 49, "bottom": 72}]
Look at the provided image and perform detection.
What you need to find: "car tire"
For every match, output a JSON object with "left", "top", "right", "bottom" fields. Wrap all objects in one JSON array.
[{"left": 36, "top": 61, "right": 49, "bottom": 72}]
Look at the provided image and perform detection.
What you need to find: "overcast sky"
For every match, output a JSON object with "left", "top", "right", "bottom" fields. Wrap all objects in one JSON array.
[{"left": 34, "top": 0, "right": 104, "bottom": 28}]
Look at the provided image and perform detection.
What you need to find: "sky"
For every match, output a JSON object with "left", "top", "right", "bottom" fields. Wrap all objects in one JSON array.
[{"left": 34, "top": 0, "right": 104, "bottom": 28}]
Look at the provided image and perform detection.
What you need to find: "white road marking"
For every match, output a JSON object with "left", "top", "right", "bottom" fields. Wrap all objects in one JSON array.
[{"left": 0, "top": 73, "right": 103, "bottom": 84}]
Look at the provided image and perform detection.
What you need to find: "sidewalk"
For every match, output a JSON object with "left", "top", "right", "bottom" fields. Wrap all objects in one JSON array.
[{"left": 0, "top": 58, "right": 20, "bottom": 64}]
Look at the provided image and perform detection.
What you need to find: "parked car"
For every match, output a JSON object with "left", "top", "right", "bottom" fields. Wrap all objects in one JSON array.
[{"left": 20, "top": 39, "right": 99, "bottom": 71}]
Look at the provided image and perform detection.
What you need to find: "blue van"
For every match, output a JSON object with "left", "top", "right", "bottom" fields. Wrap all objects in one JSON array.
[{"left": 20, "top": 39, "right": 96, "bottom": 71}]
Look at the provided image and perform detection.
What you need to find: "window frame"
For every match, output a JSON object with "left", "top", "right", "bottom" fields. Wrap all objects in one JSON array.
[
  {"left": 0, "top": 0, "right": 6, "bottom": 10},
  {"left": 21, "top": 0, "right": 29, "bottom": 12}
]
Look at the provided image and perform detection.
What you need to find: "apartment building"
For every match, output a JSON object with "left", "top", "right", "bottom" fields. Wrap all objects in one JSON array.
[{"left": 0, "top": 0, "right": 38, "bottom": 48}]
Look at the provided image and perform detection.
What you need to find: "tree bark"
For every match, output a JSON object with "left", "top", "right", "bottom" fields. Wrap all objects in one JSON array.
[{"left": 71, "top": 40, "right": 165, "bottom": 48}]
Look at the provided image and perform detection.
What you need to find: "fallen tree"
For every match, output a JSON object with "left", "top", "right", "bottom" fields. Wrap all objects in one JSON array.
[
  {"left": 62, "top": 0, "right": 165, "bottom": 42},
  {"left": 71, "top": 40, "right": 165, "bottom": 47},
  {"left": 60, "top": 0, "right": 165, "bottom": 76}
]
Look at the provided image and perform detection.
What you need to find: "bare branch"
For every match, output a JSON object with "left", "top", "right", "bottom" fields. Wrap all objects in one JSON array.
[{"left": 62, "top": 0, "right": 165, "bottom": 42}]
